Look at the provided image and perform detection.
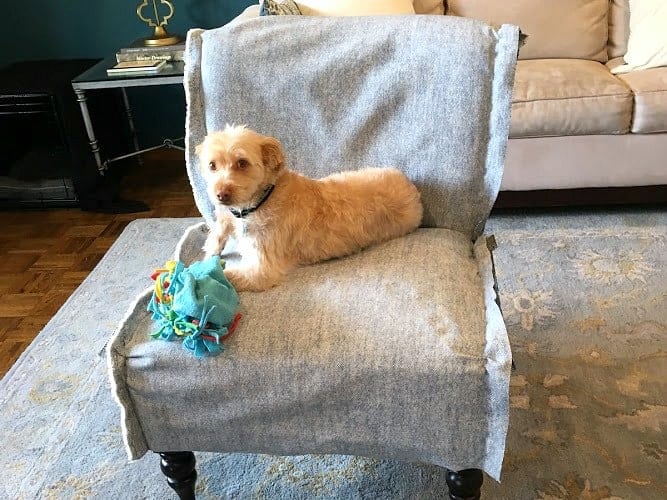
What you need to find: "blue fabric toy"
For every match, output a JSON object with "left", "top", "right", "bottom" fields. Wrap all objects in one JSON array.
[{"left": 147, "top": 256, "right": 241, "bottom": 357}]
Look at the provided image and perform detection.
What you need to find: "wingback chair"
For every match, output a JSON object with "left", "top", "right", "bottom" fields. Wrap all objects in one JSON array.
[{"left": 108, "top": 15, "right": 520, "bottom": 500}]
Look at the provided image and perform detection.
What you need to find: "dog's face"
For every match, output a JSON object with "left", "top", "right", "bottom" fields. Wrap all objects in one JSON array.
[{"left": 196, "top": 125, "right": 285, "bottom": 207}]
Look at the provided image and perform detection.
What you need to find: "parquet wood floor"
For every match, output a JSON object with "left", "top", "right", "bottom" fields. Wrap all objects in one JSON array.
[{"left": 0, "top": 151, "right": 197, "bottom": 377}]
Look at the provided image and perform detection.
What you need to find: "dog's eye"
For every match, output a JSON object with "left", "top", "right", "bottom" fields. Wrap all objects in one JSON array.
[
  {"left": 208, "top": 161, "right": 217, "bottom": 171},
  {"left": 237, "top": 159, "right": 249, "bottom": 170}
]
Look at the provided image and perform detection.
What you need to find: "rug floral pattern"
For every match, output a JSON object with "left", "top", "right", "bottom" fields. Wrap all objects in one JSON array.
[
  {"left": 488, "top": 225, "right": 666, "bottom": 500},
  {"left": 1, "top": 216, "right": 665, "bottom": 499}
]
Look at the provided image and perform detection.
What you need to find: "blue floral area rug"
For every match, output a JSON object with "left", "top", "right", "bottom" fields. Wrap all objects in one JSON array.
[{"left": 1, "top": 211, "right": 665, "bottom": 499}]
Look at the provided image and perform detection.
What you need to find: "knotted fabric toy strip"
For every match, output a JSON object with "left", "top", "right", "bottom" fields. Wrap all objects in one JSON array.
[{"left": 147, "top": 256, "right": 241, "bottom": 357}]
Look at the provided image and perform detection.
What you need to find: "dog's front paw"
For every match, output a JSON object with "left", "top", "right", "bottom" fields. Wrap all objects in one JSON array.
[
  {"left": 203, "top": 231, "right": 225, "bottom": 258},
  {"left": 224, "top": 268, "right": 283, "bottom": 292}
]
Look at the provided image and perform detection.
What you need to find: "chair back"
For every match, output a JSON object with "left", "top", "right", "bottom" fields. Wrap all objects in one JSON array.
[{"left": 185, "top": 16, "right": 519, "bottom": 239}]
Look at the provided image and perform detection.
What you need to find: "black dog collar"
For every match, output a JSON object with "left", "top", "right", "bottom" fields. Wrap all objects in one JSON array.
[{"left": 228, "top": 184, "right": 275, "bottom": 219}]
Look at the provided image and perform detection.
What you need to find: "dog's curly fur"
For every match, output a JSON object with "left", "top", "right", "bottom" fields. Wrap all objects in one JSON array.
[{"left": 197, "top": 125, "right": 423, "bottom": 291}]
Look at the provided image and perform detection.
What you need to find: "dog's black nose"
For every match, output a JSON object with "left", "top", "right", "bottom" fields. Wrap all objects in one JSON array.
[{"left": 217, "top": 191, "right": 231, "bottom": 204}]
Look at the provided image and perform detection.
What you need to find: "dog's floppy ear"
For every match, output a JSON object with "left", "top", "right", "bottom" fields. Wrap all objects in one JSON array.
[{"left": 261, "top": 137, "right": 285, "bottom": 172}]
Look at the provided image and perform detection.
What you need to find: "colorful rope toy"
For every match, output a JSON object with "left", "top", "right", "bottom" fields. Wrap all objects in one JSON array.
[{"left": 147, "top": 256, "right": 241, "bottom": 358}]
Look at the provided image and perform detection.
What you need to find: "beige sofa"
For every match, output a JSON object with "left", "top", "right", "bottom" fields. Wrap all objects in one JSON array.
[
  {"left": 447, "top": 0, "right": 667, "bottom": 198},
  {"left": 234, "top": 1, "right": 667, "bottom": 199}
]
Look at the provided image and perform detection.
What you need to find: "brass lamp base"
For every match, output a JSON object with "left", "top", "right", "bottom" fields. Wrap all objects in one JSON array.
[{"left": 143, "top": 26, "right": 181, "bottom": 46}]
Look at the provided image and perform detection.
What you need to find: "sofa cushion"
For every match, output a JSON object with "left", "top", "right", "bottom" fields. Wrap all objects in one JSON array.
[
  {"left": 414, "top": 0, "right": 445, "bottom": 15},
  {"left": 608, "top": 0, "right": 630, "bottom": 59},
  {"left": 510, "top": 59, "right": 633, "bottom": 138},
  {"left": 610, "top": 0, "right": 667, "bottom": 74},
  {"left": 447, "top": 0, "right": 608, "bottom": 62},
  {"left": 295, "top": 0, "right": 415, "bottom": 16},
  {"left": 617, "top": 67, "right": 667, "bottom": 133}
]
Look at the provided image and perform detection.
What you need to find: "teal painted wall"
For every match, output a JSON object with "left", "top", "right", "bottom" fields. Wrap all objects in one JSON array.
[{"left": 1, "top": 0, "right": 255, "bottom": 146}]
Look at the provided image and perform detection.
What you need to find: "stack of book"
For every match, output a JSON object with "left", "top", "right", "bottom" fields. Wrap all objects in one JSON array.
[
  {"left": 115, "top": 37, "right": 185, "bottom": 63},
  {"left": 107, "top": 60, "right": 168, "bottom": 76}
]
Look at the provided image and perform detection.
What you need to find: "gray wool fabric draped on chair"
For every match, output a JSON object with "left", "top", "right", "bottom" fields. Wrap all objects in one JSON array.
[{"left": 108, "top": 15, "right": 520, "bottom": 483}]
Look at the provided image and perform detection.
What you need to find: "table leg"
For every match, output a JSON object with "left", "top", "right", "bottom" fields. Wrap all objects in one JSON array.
[
  {"left": 120, "top": 88, "right": 144, "bottom": 166},
  {"left": 74, "top": 88, "right": 105, "bottom": 175}
]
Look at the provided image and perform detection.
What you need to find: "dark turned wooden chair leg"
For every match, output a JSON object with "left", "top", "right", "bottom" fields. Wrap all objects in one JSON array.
[
  {"left": 445, "top": 468, "right": 484, "bottom": 500},
  {"left": 159, "top": 451, "right": 197, "bottom": 500}
]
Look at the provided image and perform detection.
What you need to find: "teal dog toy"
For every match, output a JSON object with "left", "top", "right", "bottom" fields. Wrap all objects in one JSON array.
[{"left": 147, "top": 256, "right": 241, "bottom": 357}]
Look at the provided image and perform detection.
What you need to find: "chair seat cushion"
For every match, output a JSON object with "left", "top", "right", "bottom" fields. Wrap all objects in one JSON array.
[{"left": 109, "top": 226, "right": 511, "bottom": 480}]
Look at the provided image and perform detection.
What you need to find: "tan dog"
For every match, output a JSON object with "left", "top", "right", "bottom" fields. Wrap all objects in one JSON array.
[{"left": 196, "top": 125, "right": 423, "bottom": 291}]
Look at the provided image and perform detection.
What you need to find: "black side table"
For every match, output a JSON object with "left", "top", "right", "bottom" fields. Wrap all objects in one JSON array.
[{"left": 71, "top": 56, "right": 185, "bottom": 175}]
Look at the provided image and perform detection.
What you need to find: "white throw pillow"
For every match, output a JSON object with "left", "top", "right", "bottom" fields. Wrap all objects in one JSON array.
[
  {"left": 295, "top": 0, "right": 415, "bottom": 16},
  {"left": 611, "top": 0, "right": 667, "bottom": 74}
]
